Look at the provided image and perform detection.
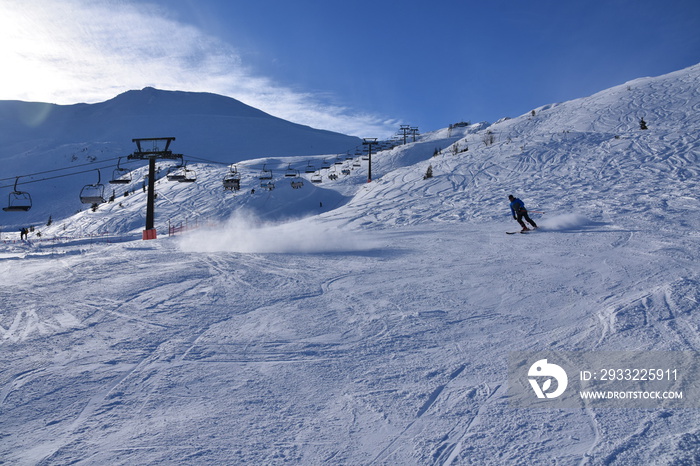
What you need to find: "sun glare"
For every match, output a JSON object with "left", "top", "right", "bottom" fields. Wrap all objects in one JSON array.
[{"left": 0, "top": 3, "right": 71, "bottom": 102}]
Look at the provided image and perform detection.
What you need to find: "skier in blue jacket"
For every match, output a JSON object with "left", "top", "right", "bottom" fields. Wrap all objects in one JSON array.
[{"left": 509, "top": 195, "right": 538, "bottom": 231}]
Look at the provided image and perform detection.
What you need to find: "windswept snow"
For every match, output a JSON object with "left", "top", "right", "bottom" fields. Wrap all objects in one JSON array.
[
  {"left": 178, "top": 211, "right": 382, "bottom": 254},
  {"left": 1, "top": 63, "right": 700, "bottom": 465}
]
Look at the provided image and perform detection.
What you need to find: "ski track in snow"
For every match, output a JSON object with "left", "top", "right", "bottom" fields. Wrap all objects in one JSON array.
[{"left": 1, "top": 63, "right": 700, "bottom": 464}]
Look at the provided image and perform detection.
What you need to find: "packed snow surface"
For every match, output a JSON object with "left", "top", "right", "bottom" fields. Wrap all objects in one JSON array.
[{"left": 1, "top": 64, "right": 700, "bottom": 464}]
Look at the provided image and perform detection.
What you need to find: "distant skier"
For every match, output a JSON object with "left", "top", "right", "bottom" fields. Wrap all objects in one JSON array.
[{"left": 508, "top": 195, "right": 538, "bottom": 232}]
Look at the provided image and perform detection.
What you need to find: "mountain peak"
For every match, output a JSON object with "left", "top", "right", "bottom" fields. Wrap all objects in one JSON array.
[
  {"left": 104, "top": 87, "right": 270, "bottom": 119},
  {"left": 0, "top": 87, "right": 362, "bottom": 164}
]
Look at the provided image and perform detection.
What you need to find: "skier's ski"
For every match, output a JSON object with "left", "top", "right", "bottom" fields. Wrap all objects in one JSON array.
[{"left": 506, "top": 229, "right": 538, "bottom": 234}]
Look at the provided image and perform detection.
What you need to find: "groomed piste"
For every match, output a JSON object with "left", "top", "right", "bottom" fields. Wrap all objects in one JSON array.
[{"left": 1, "top": 63, "right": 699, "bottom": 464}]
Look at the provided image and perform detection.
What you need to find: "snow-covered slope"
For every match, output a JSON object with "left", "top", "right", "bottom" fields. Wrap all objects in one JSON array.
[
  {"left": 1, "top": 63, "right": 699, "bottom": 465},
  {"left": 330, "top": 63, "right": 699, "bottom": 230}
]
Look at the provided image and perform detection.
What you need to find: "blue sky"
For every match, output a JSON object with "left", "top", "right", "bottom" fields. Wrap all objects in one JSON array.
[{"left": 1, "top": 0, "right": 699, "bottom": 137}]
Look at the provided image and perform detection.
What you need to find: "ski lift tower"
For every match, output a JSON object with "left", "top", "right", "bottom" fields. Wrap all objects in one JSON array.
[
  {"left": 127, "top": 137, "right": 182, "bottom": 240},
  {"left": 410, "top": 126, "right": 419, "bottom": 142},
  {"left": 399, "top": 125, "right": 411, "bottom": 145},
  {"left": 363, "top": 138, "right": 378, "bottom": 183}
]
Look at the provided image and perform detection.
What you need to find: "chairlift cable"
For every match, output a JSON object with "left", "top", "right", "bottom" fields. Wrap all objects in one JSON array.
[
  {"left": 0, "top": 155, "right": 137, "bottom": 183},
  {"left": 0, "top": 164, "right": 127, "bottom": 190}
]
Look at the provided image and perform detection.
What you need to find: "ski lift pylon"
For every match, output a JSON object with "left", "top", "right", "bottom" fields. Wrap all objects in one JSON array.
[{"left": 3, "top": 177, "right": 32, "bottom": 212}]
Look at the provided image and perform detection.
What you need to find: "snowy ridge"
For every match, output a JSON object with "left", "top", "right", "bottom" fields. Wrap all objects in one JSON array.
[
  {"left": 1, "top": 64, "right": 700, "bottom": 465},
  {"left": 0, "top": 87, "right": 361, "bottom": 163}
]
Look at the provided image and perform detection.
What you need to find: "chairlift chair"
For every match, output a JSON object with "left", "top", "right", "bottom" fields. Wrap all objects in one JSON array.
[
  {"left": 291, "top": 173, "right": 304, "bottom": 189},
  {"left": 179, "top": 165, "right": 196, "bottom": 183},
  {"left": 80, "top": 170, "right": 106, "bottom": 204},
  {"left": 259, "top": 164, "right": 273, "bottom": 180},
  {"left": 109, "top": 157, "right": 132, "bottom": 184},
  {"left": 321, "top": 159, "right": 331, "bottom": 169},
  {"left": 305, "top": 160, "right": 316, "bottom": 174},
  {"left": 311, "top": 172, "right": 323, "bottom": 183},
  {"left": 3, "top": 177, "right": 32, "bottom": 212},
  {"left": 167, "top": 161, "right": 196, "bottom": 182},
  {"left": 284, "top": 163, "right": 297, "bottom": 177},
  {"left": 223, "top": 164, "right": 241, "bottom": 191},
  {"left": 223, "top": 177, "right": 241, "bottom": 191},
  {"left": 167, "top": 161, "right": 187, "bottom": 181}
]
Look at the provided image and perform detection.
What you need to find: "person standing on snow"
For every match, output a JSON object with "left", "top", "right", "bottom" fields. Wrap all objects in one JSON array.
[{"left": 509, "top": 195, "right": 538, "bottom": 232}]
